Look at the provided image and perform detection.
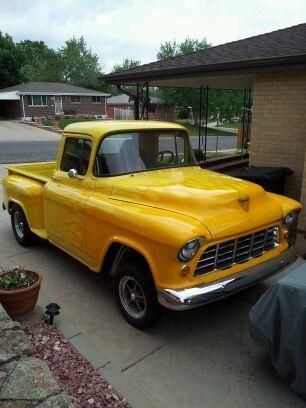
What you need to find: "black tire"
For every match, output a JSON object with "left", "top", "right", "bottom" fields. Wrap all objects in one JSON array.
[
  {"left": 11, "top": 204, "right": 36, "bottom": 246},
  {"left": 114, "top": 262, "right": 161, "bottom": 329}
]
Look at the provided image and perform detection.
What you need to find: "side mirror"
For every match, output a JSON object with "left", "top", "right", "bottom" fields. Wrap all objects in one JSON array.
[{"left": 68, "top": 168, "right": 79, "bottom": 179}]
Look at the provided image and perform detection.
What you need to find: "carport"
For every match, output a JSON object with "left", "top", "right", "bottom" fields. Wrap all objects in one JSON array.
[
  {"left": 103, "top": 23, "right": 306, "bottom": 254},
  {"left": 0, "top": 91, "right": 21, "bottom": 119}
]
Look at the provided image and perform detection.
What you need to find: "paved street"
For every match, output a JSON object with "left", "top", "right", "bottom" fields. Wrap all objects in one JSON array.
[
  {"left": 0, "top": 121, "right": 237, "bottom": 164},
  {"left": 0, "top": 156, "right": 304, "bottom": 407},
  {"left": 0, "top": 121, "right": 60, "bottom": 164}
]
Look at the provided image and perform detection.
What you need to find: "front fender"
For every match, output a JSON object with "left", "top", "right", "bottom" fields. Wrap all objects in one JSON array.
[
  {"left": 85, "top": 196, "right": 210, "bottom": 290},
  {"left": 266, "top": 192, "right": 302, "bottom": 217}
]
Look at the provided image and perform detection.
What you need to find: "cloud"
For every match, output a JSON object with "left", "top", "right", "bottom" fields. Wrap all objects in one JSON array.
[{"left": 0, "top": 0, "right": 305, "bottom": 72}]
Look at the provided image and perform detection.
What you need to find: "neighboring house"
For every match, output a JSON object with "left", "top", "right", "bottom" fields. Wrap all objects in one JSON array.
[
  {"left": 106, "top": 94, "right": 174, "bottom": 121},
  {"left": 0, "top": 82, "right": 110, "bottom": 120}
]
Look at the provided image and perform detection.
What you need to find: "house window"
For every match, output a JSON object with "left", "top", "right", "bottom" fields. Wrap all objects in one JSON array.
[
  {"left": 92, "top": 96, "right": 102, "bottom": 104},
  {"left": 71, "top": 96, "right": 81, "bottom": 103},
  {"left": 27, "top": 95, "right": 47, "bottom": 106}
]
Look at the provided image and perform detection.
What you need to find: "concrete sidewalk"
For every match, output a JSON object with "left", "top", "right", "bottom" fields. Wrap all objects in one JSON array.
[{"left": 0, "top": 163, "right": 304, "bottom": 408}]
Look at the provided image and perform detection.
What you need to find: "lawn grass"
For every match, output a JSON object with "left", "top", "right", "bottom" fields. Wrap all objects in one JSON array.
[
  {"left": 177, "top": 122, "right": 237, "bottom": 136},
  {"left": 42, "top": 119, "right": 54, "bottom": 126},
  {"left": 58, "top": 118, "right": 98, "bottom": 129},
  {"left": 216, "top": 122, "right": 239, "bottom": 129}
]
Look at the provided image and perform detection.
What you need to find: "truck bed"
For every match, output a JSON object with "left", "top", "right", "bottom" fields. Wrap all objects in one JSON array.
[{"left": 6, "top": 162, "right": 56, "bottom": 183}]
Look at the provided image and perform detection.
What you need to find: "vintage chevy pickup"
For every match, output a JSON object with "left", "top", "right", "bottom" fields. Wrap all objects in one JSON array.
[{"left": 2, "top": 121, "right": 302, "bottom": 328}]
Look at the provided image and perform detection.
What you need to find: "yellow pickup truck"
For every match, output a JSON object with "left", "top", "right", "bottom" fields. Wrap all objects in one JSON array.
[{"left": 2, "top": 121, "right": 301, "bottom": 328}]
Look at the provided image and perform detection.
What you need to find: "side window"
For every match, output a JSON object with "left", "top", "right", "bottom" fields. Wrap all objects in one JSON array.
[{"left": 61, "top": 138, "right": 92, "bottom": 176}]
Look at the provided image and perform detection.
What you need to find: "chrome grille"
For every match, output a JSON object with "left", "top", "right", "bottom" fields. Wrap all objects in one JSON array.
[{"left": 195, "top": 227, "right": 279, "bottom": 277}]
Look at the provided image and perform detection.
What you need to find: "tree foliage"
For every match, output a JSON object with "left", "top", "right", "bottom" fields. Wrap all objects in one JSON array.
[
  {"left": 112, "top": 58, "right": 140, "bottom": 73},
  {"left": 58, "top": 36, "right": 101, "bottom": 88},
  {"left": 0, "top": 33, "right": 104, "bottom": 91},
  {"left": 0, "top": 31, "right": 23, "bottom": 88},
  {"left": 17, "top": 40, "right": 60, "bottom": 82},
  {"left": 157, "top": 38, "right": 244, "bottom": 122},
  {"left": 157, "top": 38, "right": 211, "bottom": 60}
]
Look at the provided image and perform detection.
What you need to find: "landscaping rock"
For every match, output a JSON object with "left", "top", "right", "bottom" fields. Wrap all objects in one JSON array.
[
  {"left": 0, "top": 329, "right": 31, "bottom": 363},
  {"left": 0, "top": 357, "right": 61, "bottom": 400},
  {"left": 0, "top": 401, "right": 38, "bottom": 407},
  {"left": 0, "top": 320, "right": 21, "bottom": 331},
  {"left": 0, "top": 304, "right": 10, "bottom": 322},
  {"left": 36, "top": 391, "right": 74, "bottom": 407},
  {"left": 0, "top": 370, "right": 7, "bottom": 387}
]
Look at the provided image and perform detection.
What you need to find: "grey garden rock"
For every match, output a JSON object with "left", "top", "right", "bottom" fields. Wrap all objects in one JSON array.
[
  {"left": 0, "top": 329, "right": 31, "bottom": 363},
  {"left": 0, "top": 319, "right": 21, "bottom": 331},
  {"left": 36, "top": 391, "right": 74, "bottom": 407},
  {"left": 0, "top": 304, "right": 10, "bottom": 322},
  {"left": 0, "top": 370, "right": 7, "bottom": 386},
  {"left": 0, "top": 357, "right": 61, "bottom": 400},
  {"left": 0, "top": 401, "right": 38, "bottom": 407}
]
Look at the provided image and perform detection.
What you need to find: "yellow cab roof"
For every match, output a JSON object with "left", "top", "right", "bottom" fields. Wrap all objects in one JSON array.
[{"left": 64, "top": 120, "right": 187, "bottom": 141}]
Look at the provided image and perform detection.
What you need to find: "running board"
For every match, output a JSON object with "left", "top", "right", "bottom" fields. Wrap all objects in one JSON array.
[{"left": 31, "top": 228, "right": 48, "bottom": 240}]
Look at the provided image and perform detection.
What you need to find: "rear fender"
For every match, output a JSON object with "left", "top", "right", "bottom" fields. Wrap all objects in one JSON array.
[{"left": 3, "top": 175, "right": 45, "bottom": 230}]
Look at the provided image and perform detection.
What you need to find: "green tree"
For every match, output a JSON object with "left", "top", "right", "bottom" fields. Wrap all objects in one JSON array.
[
  {"left": 157, "top": 38, "right": 211, "bottom": 122},
  {"left": 112, "top": 58, "right": 140, "bottom": 73},
  {"left": 157, "top": 38, "right": 211, "bottom": 60},
  {"left": 0, "top": 31, "right": 23, "bottom": 88},
  {"left": 157, "top": 38, "right": 245, "bottom": 123},
  {"left": 17, "top": 40, "right": 60, "bottom": 82},
  {"left": 58, "top": 36, "right": 101, "bottom": 88},
  {"left": 108, "top": 59, "right": 142, "bottom": 96}
]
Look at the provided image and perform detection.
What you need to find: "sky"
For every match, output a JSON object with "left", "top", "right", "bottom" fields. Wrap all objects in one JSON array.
[{"left": 0, "top": 0, "right": 305, "bottom": 73}]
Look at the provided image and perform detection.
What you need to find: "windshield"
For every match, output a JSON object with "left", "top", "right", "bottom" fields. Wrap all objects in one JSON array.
[{"left": 94, "top": 130, "right": 197, "bottom": 176}]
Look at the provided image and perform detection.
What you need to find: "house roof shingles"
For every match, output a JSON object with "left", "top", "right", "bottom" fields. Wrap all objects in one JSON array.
[
  {"left": 103, "top": 24, "right": 306, "bottom": 84},
  {"left": 0, "top": 82, "right": 109, "bottom": 96}
]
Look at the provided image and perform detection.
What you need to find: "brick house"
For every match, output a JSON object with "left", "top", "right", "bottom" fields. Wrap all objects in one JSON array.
[
  {"left": 0, "top": 82, "right": 109, "bottom": 120},
  {"left": 103, "top": 23, "right": 306, "bottom": 254},
  {"left": 106, "top": 94, "right": 174, "bottom": 120}
]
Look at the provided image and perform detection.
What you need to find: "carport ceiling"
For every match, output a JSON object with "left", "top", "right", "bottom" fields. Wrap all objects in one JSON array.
[{"left": 102, "top": 23, "right": 306, "bottom": 89}]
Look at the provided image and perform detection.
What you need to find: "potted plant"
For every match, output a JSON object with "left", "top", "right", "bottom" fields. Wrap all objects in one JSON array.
[{"left": 0, "top": 266, "right": 42, "bottom": 319}]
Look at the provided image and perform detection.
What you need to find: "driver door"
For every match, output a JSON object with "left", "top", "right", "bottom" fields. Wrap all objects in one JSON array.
[{"left": 44, "top": 135, "right": 94, "bottom": 262}]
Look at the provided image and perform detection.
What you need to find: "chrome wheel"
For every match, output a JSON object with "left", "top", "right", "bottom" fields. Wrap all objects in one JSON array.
[
  {"left": 119, "top": 276, "right": 147, "bottom": 319},
  {"left": 14, "top": 211, "right": 25, "bottom": 239}
]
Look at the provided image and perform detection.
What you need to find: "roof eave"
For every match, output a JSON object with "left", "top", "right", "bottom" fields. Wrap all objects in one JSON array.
[
  {"left": 102, "top": 55, "right": 306, "bottom": 84},
  {"left": 16, "top": 92, "right": 110, "bottom": 96}
]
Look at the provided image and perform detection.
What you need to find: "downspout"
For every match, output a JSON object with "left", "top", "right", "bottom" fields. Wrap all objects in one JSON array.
[{"left": 21, "top": 94, "right": 26, "bottom": 120}]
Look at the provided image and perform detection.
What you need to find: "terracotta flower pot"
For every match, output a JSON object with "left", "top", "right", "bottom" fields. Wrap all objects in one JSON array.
[{"left": 0, "top": 270, "right": 42, "bottom": 319}]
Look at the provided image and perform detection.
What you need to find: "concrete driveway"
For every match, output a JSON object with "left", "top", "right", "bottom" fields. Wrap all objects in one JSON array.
[
  {"left": 0, "top": 120, "right": 60, "bottom": 142},
  {"left": 0, "top": 164, "right": 304, "bottom": 408}
]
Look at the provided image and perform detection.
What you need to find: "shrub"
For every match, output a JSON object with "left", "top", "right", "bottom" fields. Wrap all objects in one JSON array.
[
  {"left": 177, "top": 107, "right": 190, "bottom": 120},
  {"left": 193, "top": 149, "right": 205, "bottom": 162},
  {"left": 42, "top": 119, "right": 54, "bottom": 126},
  {"left": 0, "top": 267, "right": 36, "bottom": 290}
]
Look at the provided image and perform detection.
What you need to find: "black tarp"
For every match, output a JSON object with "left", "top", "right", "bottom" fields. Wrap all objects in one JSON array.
[
  {"left": 228, "top": 166, "right": 293, "bottom": 194},
  {"left": 249, "top": 258, "right": 306, "bottom": 399}
]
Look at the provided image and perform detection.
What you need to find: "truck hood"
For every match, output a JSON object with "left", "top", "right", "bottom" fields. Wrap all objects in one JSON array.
[{"left": 110, "top": 166, "right": 283, "bottom": 240}]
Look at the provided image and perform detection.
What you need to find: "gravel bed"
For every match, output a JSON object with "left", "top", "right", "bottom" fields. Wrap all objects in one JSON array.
[{"left": 24, "top": 320, "right": 129, "bottom": 408}]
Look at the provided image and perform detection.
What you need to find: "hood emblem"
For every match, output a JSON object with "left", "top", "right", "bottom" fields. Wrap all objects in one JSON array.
[{"left": 239, "top": 197, "right": 249, "bottom": 212}]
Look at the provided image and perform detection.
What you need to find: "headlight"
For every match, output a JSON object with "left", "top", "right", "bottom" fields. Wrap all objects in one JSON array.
[
  {"left": 178, "top": 237, "right": 204, "bottom": 262},
  {"left": 283, "top": 210, "right": 300, "bottom": 226}
]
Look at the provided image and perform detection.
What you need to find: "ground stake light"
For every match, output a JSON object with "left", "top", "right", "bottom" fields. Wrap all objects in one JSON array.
[{"left": 45, "top": 303, "right": 60, "bottom": 325}]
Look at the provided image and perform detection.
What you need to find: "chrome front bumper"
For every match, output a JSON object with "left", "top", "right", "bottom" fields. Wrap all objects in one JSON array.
[{"left": 158, "top": 246, "right": 298, "bottom": 311}]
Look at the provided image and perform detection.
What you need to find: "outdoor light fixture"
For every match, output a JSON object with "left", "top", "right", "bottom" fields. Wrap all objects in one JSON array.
[{"left": 45, "top": 303, "right": 60, "bottom": 325}]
